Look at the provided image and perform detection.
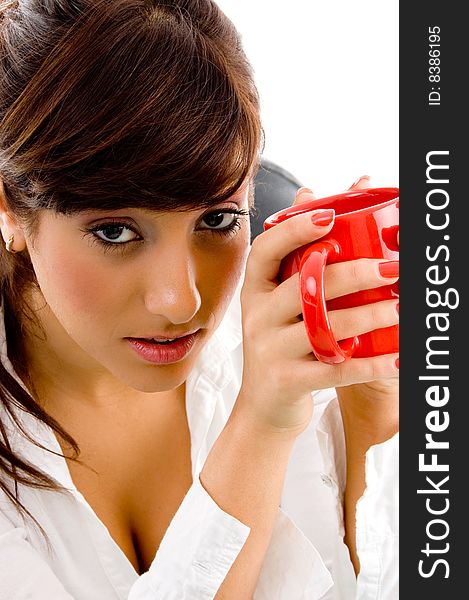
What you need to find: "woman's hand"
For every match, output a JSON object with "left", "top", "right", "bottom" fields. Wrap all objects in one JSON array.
[
  {"left": 236, "top": 177, "right": 399, "bottom": 439},
  {"left": 292, "top": 175, "right": 399, "bottom": 408}
]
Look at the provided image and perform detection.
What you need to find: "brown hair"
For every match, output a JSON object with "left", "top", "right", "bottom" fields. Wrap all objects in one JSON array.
[{"left": 0, "top": 0, "right": 263, "bottom": 531}]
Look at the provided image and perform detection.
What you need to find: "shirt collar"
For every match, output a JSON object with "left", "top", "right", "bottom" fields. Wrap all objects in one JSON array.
[
  {"left": 187, "top": 276, "right": 243, "bottom": 391},
  {"left": 213, "top": 277, "right": 243, "bottom": 354}
]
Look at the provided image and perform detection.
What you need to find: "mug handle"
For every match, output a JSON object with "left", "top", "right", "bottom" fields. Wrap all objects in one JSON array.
[{"left": 299, "top": 240, "right": 360, "bottom": 364}]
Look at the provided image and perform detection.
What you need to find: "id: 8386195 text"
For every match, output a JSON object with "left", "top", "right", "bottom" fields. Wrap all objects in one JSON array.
[{"left": 428, "top": 26, "right": 441, "bottom": 106}]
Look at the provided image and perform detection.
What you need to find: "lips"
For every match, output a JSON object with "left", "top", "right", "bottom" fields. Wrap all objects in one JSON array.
[
  {"left": 125, "top": 331, "right": 201, "bottom": 364},
  {"left": 129, "top": 330, "right": 200, "bottom": 342}
]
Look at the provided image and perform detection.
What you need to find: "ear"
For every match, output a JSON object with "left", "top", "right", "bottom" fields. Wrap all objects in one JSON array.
[{"left": 0, "top": 177, "right": 27, "bottom": 253}]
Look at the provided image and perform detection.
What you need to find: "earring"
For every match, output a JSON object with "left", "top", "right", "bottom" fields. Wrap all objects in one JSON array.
[{"left": 5, "top": 234, "right": 17, "bottom": 253}]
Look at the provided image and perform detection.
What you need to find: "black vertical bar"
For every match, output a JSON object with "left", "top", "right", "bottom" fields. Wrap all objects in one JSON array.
[{"left": 400, "top": 2, "right": 466, "bottom": 595}]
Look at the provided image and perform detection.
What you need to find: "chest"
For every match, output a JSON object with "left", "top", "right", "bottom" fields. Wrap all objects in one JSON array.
[{"left": 60, "top": 401, "right": 193, "bottom": 575}]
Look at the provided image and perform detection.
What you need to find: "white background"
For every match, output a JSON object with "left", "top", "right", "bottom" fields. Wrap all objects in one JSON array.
[{"left": 216, "top": 0, "right": 399, "bottom": 197}]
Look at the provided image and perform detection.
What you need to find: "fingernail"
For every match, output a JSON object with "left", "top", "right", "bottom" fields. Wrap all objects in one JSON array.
[
  {"left": 297, "top": 186, "right": 313, "bottom": 195},
  {"left": 350, "top": 175, "right": 370, "bottom": 188},
  {"left": 395, "top": 358, "right": 399, "bottom": 369},
  {"left": 311, "top": 209, "right": 335, "bottom": 227},
  {"left": 379, "top": 260, "right": 399, "bottom": 278}
]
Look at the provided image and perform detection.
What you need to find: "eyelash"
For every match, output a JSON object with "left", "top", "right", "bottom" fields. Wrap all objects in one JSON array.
[{"left": 80, "top": 209, "right": 249, "bottom": 253}]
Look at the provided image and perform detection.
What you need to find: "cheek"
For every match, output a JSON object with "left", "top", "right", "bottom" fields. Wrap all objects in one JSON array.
[
  {"left": 31, "top": 242, "right": 121, "bottom": 320},
  {"left": 199, "top": 233, "right": 249, "bottom": 316}
]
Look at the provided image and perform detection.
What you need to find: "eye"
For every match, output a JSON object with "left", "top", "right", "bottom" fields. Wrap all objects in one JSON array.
[
  {"left": 198, "top": 209, "right": 249, "bottom": 234},
  {"left": 200, "top": 212, "right": 236, "bottom": 229},
  {"left": 90, "top": 223, "right": 139, "bottom": 244}
]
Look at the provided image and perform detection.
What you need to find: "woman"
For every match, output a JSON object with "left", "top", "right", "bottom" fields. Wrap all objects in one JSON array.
[{"left": 0, "top": 1, "right": 399, "bottom": 598}]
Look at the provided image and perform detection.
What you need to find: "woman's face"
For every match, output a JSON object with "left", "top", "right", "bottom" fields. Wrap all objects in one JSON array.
[{"left": 23, "top": 184, "right": 251, "bottom": 393}]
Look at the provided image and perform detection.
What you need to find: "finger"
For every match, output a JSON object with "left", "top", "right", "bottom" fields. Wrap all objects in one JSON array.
[
  {"left": 276, "top": 298, "right": 399, "bottom": 359},
  {"left": 291, "top": 187, "right": 318, "bottom": 207},
  {"left": 269, "top": 273, "right": 302, "bottom": 323},
  {"left": 324, "top": 258, "right": 399, "bottom": 300},
  {"left": 244, "top": 209, "right": 335, "bottom": 291},
  {"left": 328, "top": 299, "right": 399, "bottom": 342},
  {"left": 270, "top": 258, "right": 399, "bottom": 325},
  {"left": 296, "top": 352, "right": 399, "bottom": 391},
  {"left": 348, "top": 175, "right": 371, "bottom": 190}
]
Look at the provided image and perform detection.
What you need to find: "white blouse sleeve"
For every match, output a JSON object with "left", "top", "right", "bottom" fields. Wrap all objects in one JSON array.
[
  {"left": 132, "top": 474, "right": 334, "bottom": 600},
  {"left": 253, "top": 508, "right": 334, "bottom": 599},
  {"left": 128, "top": 475, "right": 251, "bottom": 599},
  {"left": 355, "top": 434, "right": 399, "bottom": 599},
  {"left": 316, "top": 398, "right": 399, "bottom": 600}
]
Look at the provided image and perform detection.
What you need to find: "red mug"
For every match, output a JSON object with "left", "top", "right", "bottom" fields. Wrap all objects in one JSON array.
[{"left": 263, "top": 187, "right": 399, "bottom": 364}]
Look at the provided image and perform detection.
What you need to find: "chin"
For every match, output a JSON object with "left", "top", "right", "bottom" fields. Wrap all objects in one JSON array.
[{"left": 109, "top": 360, "right": 194, "bottom": 394}]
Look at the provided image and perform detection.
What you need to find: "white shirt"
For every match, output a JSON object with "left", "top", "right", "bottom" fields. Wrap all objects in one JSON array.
[{"left": 0, "top": 283, "right": 398, "bottom": 599}]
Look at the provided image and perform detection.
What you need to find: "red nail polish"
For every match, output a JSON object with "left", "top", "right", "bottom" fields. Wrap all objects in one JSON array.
[
  {"left": 395, "top": 358, "right": 399, "bottom": 369},
  {"left": 379, "top": 260, "right": 399, "bottom": 278},
  {"left": 350, "top": 175, "right": 370, "bottom": 188},
  {"left": 311, "top": 209, "right": 334, "bottom": 227}
]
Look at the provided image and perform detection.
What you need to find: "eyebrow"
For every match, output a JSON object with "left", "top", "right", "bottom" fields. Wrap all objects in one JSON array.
[{"left": 73, "top": 184, "right": 250, "bottom": 218}]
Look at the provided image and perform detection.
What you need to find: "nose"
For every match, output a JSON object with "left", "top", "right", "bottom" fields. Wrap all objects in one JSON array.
[{"left": 143, "top": 242, "right": 202, "bottom": 325}]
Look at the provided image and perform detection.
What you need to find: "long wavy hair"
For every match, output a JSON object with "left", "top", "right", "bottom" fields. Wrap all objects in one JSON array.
[{"left": 0, "top": 0, "right": 263, "bottom": 533}]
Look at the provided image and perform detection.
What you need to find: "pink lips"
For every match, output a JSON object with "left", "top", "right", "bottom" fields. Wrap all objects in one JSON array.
[{"left": 125, "top": 332, "right": 199, "bottom": 364}]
